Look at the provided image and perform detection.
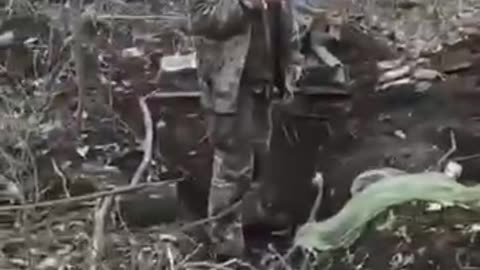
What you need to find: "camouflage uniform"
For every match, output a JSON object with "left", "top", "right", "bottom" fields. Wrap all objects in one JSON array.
[{"left": 189, "top": 0, "right": 302, "bottom": 257}]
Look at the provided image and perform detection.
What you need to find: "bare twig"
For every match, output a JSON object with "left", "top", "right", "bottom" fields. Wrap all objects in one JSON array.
[
  {"left": 90, "top": 196, "right": 113, "bottom": 270},
  {"left": 131, "top": 96, "right": 154, "bottom": 186},
  {"left": 47, "top": 24, "right": 56, "bottom": 70},
  {"left": 18, "top": 141, "right": 35, "bottom": 270},
  {"left": 4, "top": 0, "right": 15, "bottom": 73},
  {"left": 267, "top": 244, "right": 294, "bottom": 270},
  {"left": 71, "top": 0, "right": 87, "bottom": 131},
  {"left": 20, "top": 206, "right": 34, "bottom": 269},
  {"left": 182, "top": 259, "right": 249, "bottom": 270},
  {"left": 436, "top": 130, "right": 457, "bottom": 169},
  {"left": 454, "top": 153, "right": 480, "bottom": 162},
  {"left": 51, "top": 158, "right": 71, "bottom": 198},
  {"left": 22, "top": 137, "right": 40, "bottom": 203},
  {"left": 5, "top": 0, "right": 14, "bottom": 16},
  {"left": 146, "top": 91, "right": 201, "bottom": 99},
  {"left": 178, "top": 199, "right": 242, "bottom": 232},
  {"left": 0, "top": 178, "right": 183, "bottom": 212},
  {"left": 308, "top": 172, "right": 324, "bottom": 222},
  {"left": 42, "top": 38, "right": 73, "bottom": 94},
  {"left": 90, "top": 95, "right": 155, "bottom": 268},
  {"left": 166, "top": 244, "right": 176, "bottom": 270},
  {"left": 177, "top": 243, "right": 203, "bottom": 265},
  {"left": 96, "top": 14, "right": 186, "bottom": 21}
]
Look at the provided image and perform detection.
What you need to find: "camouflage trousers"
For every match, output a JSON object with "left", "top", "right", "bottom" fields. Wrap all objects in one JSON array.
[{"left": 205, "top": 85, "right": 272, "bottom": 256}]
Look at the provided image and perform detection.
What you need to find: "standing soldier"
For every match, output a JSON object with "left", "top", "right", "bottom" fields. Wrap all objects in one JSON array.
[{"left": 189, "top": 0, "right": 303, "bottom": 258}]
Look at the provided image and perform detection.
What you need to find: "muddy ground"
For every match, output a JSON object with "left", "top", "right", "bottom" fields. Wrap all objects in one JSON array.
[{"left": 1, "top": 0, "right": 480, "bottom": 269}]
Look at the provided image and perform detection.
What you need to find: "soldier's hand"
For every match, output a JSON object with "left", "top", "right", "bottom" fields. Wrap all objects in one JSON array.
[
  {"left": 241, "top": 0, "right": 282, "bottom": 10},
  {"left": 240, "top": 0, "right": 264, "bottom": 9}
]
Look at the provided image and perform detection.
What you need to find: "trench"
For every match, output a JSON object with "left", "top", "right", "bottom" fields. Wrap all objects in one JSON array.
[{"left": 115, "top": 24, "right": 480, "bottom": 268}]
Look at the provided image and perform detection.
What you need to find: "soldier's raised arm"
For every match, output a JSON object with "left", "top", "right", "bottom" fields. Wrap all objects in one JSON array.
[{"left": 189, "top": 0, "right": 251, "bottom": 40}]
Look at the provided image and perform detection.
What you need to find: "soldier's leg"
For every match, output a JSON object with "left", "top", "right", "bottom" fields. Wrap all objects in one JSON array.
[
  {"left": 249, "top": 91, "right": 291, "bottom": 226},
  {"left": 246, "top": 90, "right": 277, "bottom": 212},
  {"left": 206, "top": 108, "right": 253, "bottom": 257},
  {"left": 250, "top": 93, "right": 272, "bottom": 184}
]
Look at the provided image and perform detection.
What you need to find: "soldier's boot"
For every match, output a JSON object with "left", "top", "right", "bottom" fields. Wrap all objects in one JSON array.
[
  {"left": 207, "top": 149, "right": 252, "bottom": 258},
  {"left": 253, "top": 142, "right": 291, "bottom": 229},
  {"left": 208, "top": 178, "right": 247, "bottom": 258}
]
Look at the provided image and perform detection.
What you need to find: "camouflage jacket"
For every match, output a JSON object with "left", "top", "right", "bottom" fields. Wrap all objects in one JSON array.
[{"left": 189, "top": 0, "right": 303, "bottom": 114}]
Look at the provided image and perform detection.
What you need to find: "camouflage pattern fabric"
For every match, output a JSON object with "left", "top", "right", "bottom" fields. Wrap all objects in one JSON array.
[
  {"left": 188, "top": 0, "right": 301, "bottom": 257},
  {"left": 205, "top": 87, "right": 271, "bottom": 256},
  {"left": 189, "top": 0, "right": 302, "bottom": 114}
]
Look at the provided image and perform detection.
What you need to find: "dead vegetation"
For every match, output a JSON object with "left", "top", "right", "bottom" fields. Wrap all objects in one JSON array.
[{"left": 0, "top": 0, "right": 480, "bottom": 269}]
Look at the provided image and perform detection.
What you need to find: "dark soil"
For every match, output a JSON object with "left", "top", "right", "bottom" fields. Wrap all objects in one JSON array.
[
  {"left": 2, "top": 1, "right": 480, "bottom": 269},
  {"left": 151, "top": 24, "right": 480, "bottom": 269}
]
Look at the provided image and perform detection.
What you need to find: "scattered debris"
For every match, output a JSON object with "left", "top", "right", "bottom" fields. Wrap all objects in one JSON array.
[
  {"left": 376, "top": 57, "right": 445, "bottom": 92},
  {"left": 1, "top": 0, "right": 480, "bottom": 269}
]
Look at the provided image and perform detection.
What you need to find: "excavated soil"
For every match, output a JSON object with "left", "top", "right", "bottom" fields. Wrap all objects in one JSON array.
[{"left": 3, "top": 0, "right": 480, "bottom": 269}]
